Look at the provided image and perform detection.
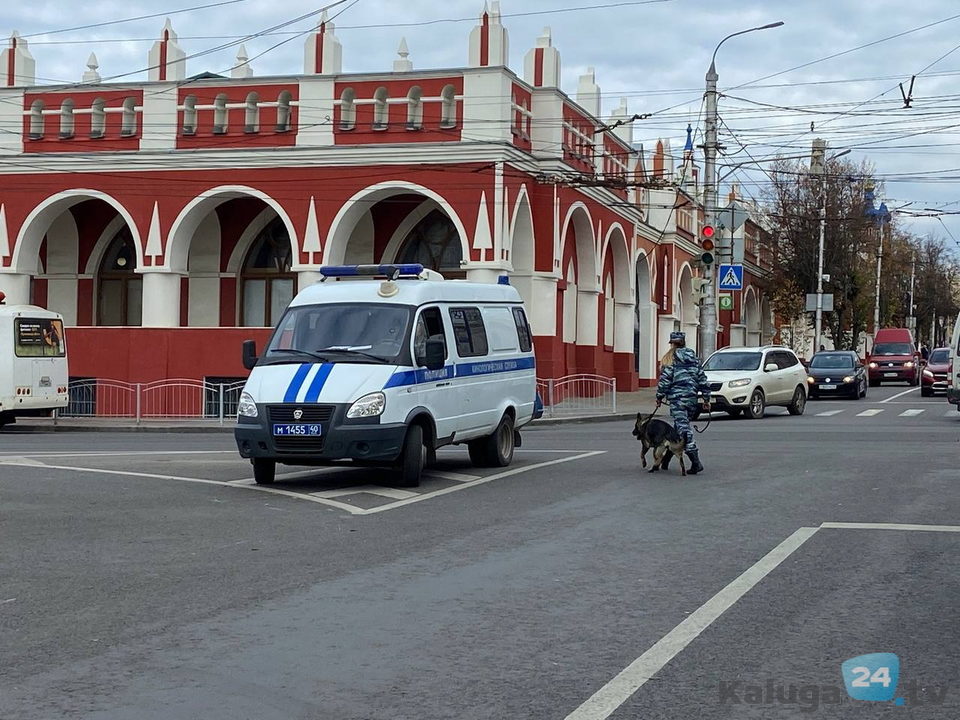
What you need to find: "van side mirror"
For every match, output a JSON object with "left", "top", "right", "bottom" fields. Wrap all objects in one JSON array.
[
  {"left": 242, "top": 340, "right": 259, "bottom": 371},
  {"left": 764, "top": 362, "right": 778, "bottom": 372},
  {"left": 420, "top": 335, "right": 446, "bottom": 371}
]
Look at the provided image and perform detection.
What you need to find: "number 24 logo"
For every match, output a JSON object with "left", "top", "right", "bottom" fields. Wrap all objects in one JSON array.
[
  {"left": 842, "top": 653, "right": 900, "bottom": 702},
  {"left": 851, "top": 666, "right": 892, "bottom": 688}
]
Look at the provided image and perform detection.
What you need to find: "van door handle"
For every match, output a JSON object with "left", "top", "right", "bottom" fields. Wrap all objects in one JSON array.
[{"left": 435, "top": 382, "right": 452, "bottom": 388}]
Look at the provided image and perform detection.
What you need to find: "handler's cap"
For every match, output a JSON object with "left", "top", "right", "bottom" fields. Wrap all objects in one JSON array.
[{"left": 669, "top": 331, "right": 686, "bottom": 344}]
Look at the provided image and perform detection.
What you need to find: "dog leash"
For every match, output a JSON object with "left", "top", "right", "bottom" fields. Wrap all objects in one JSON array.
[{"left": 656, "top": 399, "right": 712, "bottom": 433}]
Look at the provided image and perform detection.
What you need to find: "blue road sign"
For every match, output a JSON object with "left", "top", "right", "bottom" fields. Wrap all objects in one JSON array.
[{"left": 718, "top": 264, "right": 744, "bottom": 291}]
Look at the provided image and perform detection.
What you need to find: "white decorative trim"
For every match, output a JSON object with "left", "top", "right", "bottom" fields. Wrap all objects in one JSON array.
[{"left": 382, "top": 198, "right": 438, "bottom": 263}]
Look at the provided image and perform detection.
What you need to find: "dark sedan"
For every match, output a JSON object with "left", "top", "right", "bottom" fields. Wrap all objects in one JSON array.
[{"left": 807, "top": 351, "right": 868, "bottom": 399}]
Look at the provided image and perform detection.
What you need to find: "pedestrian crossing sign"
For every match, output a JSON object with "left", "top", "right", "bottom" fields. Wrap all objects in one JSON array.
[{"left": 717, "top": 264, "right": 744, "bottom": 291}]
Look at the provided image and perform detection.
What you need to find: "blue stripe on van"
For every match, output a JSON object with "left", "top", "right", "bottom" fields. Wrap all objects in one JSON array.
[
  {"left": 283, "top": 364, "right": 313, "bottom": 402},
  {"left": 303, "top": 363, "right": 335, "bottom": 402},
  {"left": 455, "top": 356, "right": 536, "bottom": 378},
  {"left": 382, "top": 357, "right": 534, "bottom": 389}
]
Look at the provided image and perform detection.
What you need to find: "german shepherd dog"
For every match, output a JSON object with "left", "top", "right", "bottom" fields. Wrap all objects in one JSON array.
[{"left": 631, "top": 413, "right": 688, "bottom": 475}]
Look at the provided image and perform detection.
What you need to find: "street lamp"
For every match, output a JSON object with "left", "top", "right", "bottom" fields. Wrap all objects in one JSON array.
[
  {"left": 700, "top": 21, "right": 784, "bottom": 358},
  {"left": 813, "top": 147, "right": 851, "bottom": 353}
]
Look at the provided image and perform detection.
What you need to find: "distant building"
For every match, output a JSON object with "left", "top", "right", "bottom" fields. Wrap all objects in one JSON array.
[{"left": 0, "top": 4, "right": 772, "bottom": 393}]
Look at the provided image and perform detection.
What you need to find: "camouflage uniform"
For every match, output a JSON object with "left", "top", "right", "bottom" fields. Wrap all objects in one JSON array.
[{"left": 656, "top": 346, "right": 711, "bottom": 451}]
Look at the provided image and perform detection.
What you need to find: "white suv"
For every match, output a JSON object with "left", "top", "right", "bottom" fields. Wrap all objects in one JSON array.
[{"left": 702, "top": 346, "right": 808, "bottom": 419}]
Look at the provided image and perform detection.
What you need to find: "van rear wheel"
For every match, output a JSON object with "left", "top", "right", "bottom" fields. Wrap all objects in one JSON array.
[
  {"left": 468, "top": 414, "right": 515, "bottom": 468},
  {"left": 252, "top": 459, "right": 276, "bottom": 485}
]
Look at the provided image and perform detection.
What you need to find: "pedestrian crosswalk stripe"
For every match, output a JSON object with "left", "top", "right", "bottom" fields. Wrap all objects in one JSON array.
[
  {"left": 857, "top": 409, "right": 884, "bottom": 417},
  {"left": 947, "top": 411, "right": 959, "bottom": 418},
  {"left": 817, "top": 410, "right": 845, "bottom": 417},
  {"left": 900, "top": 409, "right": 925, "bottom": 417}
]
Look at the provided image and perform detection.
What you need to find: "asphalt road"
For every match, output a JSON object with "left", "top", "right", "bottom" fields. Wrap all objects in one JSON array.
[{"left": 1, "top": 384, "right": 957, "bottom": 719}]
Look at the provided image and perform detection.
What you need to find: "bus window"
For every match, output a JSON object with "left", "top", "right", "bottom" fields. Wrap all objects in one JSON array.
[{"left": 15, "top": 318, "right": 65, "bottom": 357}]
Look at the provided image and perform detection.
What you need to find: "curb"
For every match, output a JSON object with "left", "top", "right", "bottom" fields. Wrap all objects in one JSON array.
[
  {"left": 5, "top": 423, "right": 234, "bottom": 434},
  {"left": 529, "top": 411, "right": 648, "bottom": 427}
]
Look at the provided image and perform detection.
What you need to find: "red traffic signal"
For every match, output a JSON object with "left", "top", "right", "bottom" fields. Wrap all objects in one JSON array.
[{"left": 701, "top": 224, "right": 715, "bottom": 239}]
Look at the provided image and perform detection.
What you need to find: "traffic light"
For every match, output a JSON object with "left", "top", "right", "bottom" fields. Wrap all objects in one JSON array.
[{"left": 700, "top": 224, "right": 716, "bottom": 265}]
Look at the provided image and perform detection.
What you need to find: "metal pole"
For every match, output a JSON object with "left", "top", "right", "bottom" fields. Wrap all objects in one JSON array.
[
  {"left": 873, "top": 221, "right": 883, "bottom": 332},
  {"left": 699, "top": 61, "right": 719, "bottom": 358},
  {"left": 699, "top": 22, "right": 784, "bottom": 359},
  {"left": 219, "top": 383, "right": 225, "bottom": 425},
  {"left": 136, "top": 383, "right": 142, "bottom": 425},
  {"left": 815, "top": 188, "right": 827, "bottom": 352},
  {"left": 908, "top": 255, "right": 916, "bottom": 332}
]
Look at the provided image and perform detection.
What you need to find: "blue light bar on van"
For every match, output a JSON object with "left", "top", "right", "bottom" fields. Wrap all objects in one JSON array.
[{"left": 319, "top": 264, "right": 425, "bottom": 279}]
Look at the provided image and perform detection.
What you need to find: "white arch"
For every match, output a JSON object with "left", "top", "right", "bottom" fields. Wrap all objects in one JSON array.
[
  {"left": 324, "top": 181, "right": 469, "bottom": 266},
  {"left": 559, "top": 202, "right": 598, "bottom": 291},
  {"left": 677, "top": 262, "right": 697, "bottom": 324},
  {"left": 602, "top": 223, "right": 631, "bottom": 303},
  {"left": 84, "top": 215, "right": 128, "bottom": 275},
  {"left": 12, "top": 189, "right": 143, "bottom": 275},
  {"left": 634, "top": 249, "right": 653, "bottom": 304},
  {"left": 166, "top": 185, "right": 298, "bottom": 273},
  {"left": 508, "top": 184, "right": 535, "bottom": 274},
  {"left": 744, "top": 285, "right": 761, "bottom": 333}
]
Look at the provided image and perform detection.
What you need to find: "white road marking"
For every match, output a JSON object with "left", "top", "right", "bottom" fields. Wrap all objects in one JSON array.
[
  {"left": 423, "top": 470, "right": 480, "bottom": 483},
  {"left": 899, "top": 409, "right": 925, "bottom": 417},
  {"left": 857, "top": 409, "right": 884, "bottom": 417},
  {"left": 0, "top": 450, "right": 236, "bottom": 458},
  {"left": 815, "top": 410, "right": 845, "bottom": 417},
  {"left": 311, "top": 486, "right": 419, "bottom": 500},
  {"left": 820, "top": 521, "right": 960, "bottom": 532},
  {"left": 0, "top": 456, "right": 48, "bottom": 466},
  {"left": 879, "top": 387, "right": 919, "bottom": 403},
  {"left": 0, "top": 461, "right": 230, "bottom": 488},
  {"left": 564, "top": 527, "right": 820, "bottom": 720},
  {"left": 357, "top": 451, "right": 607, "bottom": 516},
  {"left": 947, "top": 411, "right": 960, "bottom": 418}
]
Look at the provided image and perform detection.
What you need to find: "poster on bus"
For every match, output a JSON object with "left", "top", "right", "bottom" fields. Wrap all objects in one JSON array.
[{"left": 15, "top": 318, "right": 65, "bottom": 357}]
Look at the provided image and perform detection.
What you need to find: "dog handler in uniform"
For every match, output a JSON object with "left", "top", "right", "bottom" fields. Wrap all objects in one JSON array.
[{"left": 655, "top": 331, "right": 711, "bottom": 474}]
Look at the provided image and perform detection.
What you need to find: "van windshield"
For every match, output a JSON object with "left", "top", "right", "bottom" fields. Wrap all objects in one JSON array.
[
  {"left": 704, "top": 352, "right": 762, "bottom": 371},
  {"left": 873, "top": 343, "right": 914, "bottom": 355},
  {"left": 265, "top": 303, "right": 412, "bottom": 364}
]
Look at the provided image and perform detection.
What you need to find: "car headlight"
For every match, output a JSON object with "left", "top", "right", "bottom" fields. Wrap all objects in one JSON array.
[
  {"left": 843, "top": 376, "right": 855, "bottom": 383},
  {"left": 347, "top": 392, "right": 386, "bottom": 419},
  {"left": 923, "top": 368, "right": 934, "bottom": 378},
  {"left": 237, "top": 392, "right": 258, "bottom": 418},
  {"left": 728, "top": 378, "right": 752, "bottom": 388},
  {"left": 806, "top": 376, "right": 815, "bottom": 384},
  {"left": 868, "top": 362, "right": 878, "bottom": 369},
  {"left": 904, "top": 361, "right": 914, "bottom": 369}
]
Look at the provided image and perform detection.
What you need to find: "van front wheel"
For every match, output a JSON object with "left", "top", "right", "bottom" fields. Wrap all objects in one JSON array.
[
  {"left": 395, "top": 424, "right": 425, "bottom": 488},
  {"left": 469, "top": 414, "right": 516, "bottom": 468},
  {"left": 252, "top": 459, "right": 276, "bottom": 485}
]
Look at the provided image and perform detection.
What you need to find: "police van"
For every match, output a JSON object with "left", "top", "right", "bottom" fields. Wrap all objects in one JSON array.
[
  {"left": 0, "top": 299, "right": 69, "bottom": 427},
  {"left": 235, "top": 264, "right": 538, "bottom": 487}
]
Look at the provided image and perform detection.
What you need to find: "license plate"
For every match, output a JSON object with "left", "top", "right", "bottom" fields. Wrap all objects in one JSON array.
[
  {"left": 820, "top": 384, "right": 837, "bottom": 390},
  {"left": 272, "top": 423, "right": 322, "bottom": 436},
  {"left": 884, "top": 372, "right": 898, "bottom": 377}
]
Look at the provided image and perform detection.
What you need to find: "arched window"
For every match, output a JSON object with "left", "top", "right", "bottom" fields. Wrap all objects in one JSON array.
[
  {"left": 240, "top": 217, "right": 296, "bottom": 327},
  {"left": 373, "top": 87, "right": 388, "bottom": 130},
  {"left": 406, "top": 86, "right": 423, "bottom": 130},
  {"left": 59, "top": 99, "right": 74, "bottom": 139},
  {"left": 213, "top": 93, "right": 228, "bottom": 134},
  {"left": 29, "top": 100, "right": 44, "bottom": 139},
  {"left": 339, "top": 88, "right": 355, "bottom": 130},
  {"left": 91, "top": 98, "right": 106, "bottom": 138},
  {"left": 97, "top": 228, "right": 142, "bottom": 326},
  {"left": 440, "top": 84, "right": 457, "bottom": 129},
  {"left": 562, "top": 260, "right": 578, "bottom": 343},
  {"left": 182, "top": 95, "right": 197, "bottom": 135},
  {"left": 276, "top": 90, "right": 292, "bottom": 132},
  {"left": 121, "top": 97, "right": 137, "bottom": 137},
  {"left": 244, "top": 92, "right": 260, "bottom": 133},
  {"left": 604, "top": 275, "right": 614, "bottom": 347},
  {"left": 397, "top": 209, "right": 463, "bottom": 274}
]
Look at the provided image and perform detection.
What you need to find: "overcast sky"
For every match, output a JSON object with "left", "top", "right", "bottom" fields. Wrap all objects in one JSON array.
[{"left": 5, "top": 0, "right": 960, "bottom": 251}]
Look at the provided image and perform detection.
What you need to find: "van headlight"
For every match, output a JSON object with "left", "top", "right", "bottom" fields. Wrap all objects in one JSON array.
[
  {"left": 728, "top": 378, "right": 752, "bottom": 388},
  {"left": 347, "top": 392, "right": 386, "bottom": 419},
  {"left": 843, "top": 376, "right": 855, "bottom": 383},
  {"left": 904, "top": 361, "right": 915, "bottom": 369},
  {"left": 237, "top": 392, "right": 258, "bottom": 418}
]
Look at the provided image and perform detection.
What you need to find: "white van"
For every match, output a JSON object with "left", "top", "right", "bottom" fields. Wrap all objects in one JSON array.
[
  {"left": 948, "top": 312, "right": 960, "bottom": 413},
  {"left": 234, "top": 264, "right": 538, "bottom": 486},
  {"left": 0, "top": 303, "right": 69, "bottom": 427}
]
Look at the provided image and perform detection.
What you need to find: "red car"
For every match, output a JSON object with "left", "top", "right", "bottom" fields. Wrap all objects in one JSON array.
[
  {"left": 921, "top": 347, "right": 951, "bottom": 397},
  {"left": 867, "top": 328, "right": 920, "bottom": 386}
]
